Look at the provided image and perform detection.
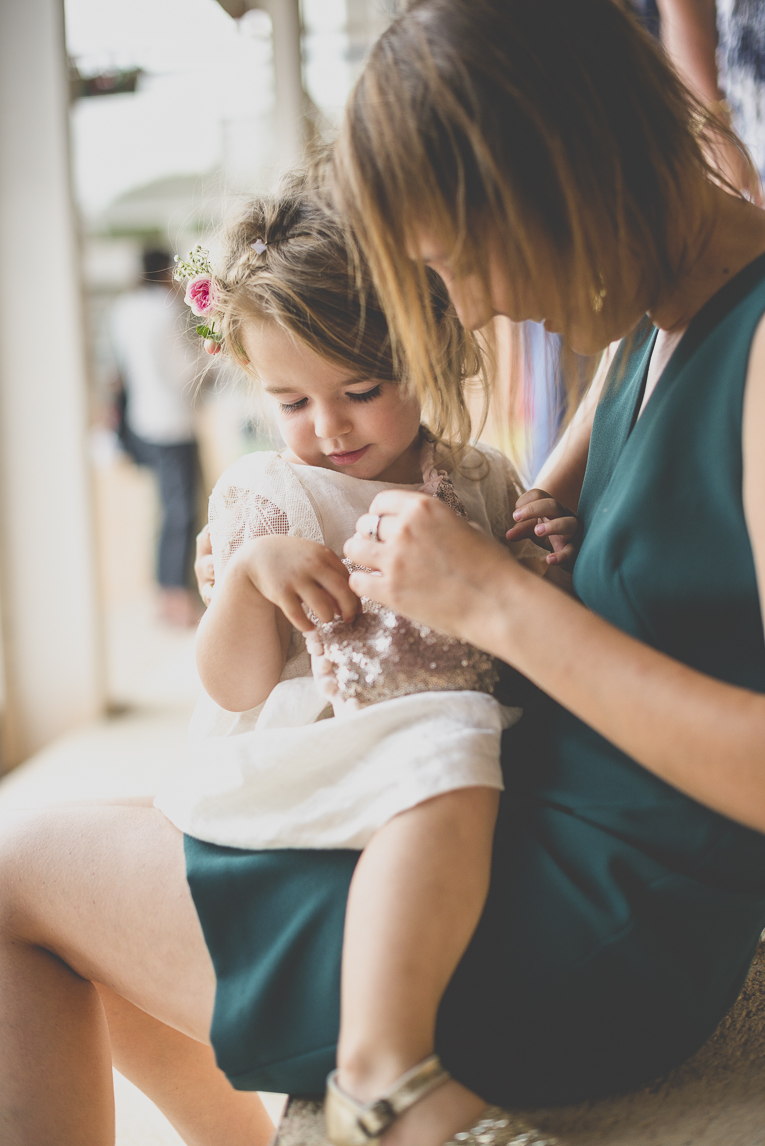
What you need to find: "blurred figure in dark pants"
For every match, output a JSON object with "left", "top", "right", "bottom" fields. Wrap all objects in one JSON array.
[{"left": 111, "top": 249, "right": 202, "bottom": 626}]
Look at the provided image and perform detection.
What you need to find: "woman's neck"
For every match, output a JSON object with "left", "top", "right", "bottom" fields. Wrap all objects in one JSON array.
[{"left": 649, "top": 185, "right": 765, "bottom": 333}]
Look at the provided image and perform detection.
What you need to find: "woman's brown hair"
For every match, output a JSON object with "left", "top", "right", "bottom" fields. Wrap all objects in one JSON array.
[
  {"left": 213, "top": 170, "right": 484, "bottom": 459},
  {"left": 332, "top": 0, "right": 757, "bottom": 409}
]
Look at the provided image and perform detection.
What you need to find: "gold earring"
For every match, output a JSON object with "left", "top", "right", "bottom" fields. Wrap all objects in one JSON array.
[{"left": 591, "top": 280, "right": 607, "bottom": 313}]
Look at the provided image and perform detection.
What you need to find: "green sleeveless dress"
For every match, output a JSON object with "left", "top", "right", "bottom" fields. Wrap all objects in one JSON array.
[{"left": 184, "top": 254, "right": 765, "bottom": 1107}]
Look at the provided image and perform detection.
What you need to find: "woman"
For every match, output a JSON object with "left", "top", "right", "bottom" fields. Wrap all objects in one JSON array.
[{"left": 2, "top": 2, "right": 765, "bottom": 1144}]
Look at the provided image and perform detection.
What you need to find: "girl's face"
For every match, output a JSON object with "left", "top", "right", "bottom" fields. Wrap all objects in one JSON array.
[{"left": 240, "top": 321, "right": 423, "bottom": 483}]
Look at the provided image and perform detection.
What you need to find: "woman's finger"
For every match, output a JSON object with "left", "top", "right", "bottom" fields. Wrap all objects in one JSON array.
[
  {"left": 354, "top": 512, "right": 391, "bottom": 544},
  {"left": 348, "top": 569, "right": 386, "bottom": 600},
  {"left": 364, "top": 488, "right": 431, "bottom": 518},
  {"left": 194, "top": 525, "right": 215, "bottom": 604},
  {"left": 344, "top": 531, "right": 383, "bottom": 570}
]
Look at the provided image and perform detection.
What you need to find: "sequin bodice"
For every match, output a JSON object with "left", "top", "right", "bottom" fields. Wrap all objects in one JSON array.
[{"left": 313, "top": 474, "right": 499, "bottom": 706}]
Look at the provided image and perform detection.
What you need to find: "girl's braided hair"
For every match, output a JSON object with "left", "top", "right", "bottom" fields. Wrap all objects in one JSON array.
[{"left": 214, "top": 169, "right": 486, "bottom": 460}]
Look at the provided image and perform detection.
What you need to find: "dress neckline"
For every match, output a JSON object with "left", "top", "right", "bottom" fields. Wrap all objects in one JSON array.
[{"left": 627, "top": 249, "right": 765, "bottom": 436}]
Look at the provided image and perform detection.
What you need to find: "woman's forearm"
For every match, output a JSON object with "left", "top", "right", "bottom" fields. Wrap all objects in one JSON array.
[
  {"left": 466, "top": 560, "right": 765, "bottom": 831},
  {"left": 196, "top": 560, "right": 287, "bottom": 712}
]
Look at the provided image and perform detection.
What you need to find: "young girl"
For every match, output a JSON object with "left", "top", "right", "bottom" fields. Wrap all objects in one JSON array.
[{"left": 155, "top": 177, "right": 570, "bottom": 1146}]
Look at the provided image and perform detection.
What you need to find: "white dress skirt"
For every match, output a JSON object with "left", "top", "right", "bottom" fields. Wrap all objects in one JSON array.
[{"left": 155, "top": 444, "right": 546, "bottom": 850}]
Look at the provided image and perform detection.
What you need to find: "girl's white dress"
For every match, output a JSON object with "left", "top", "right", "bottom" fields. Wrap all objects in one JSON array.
[{"left": 155, "top": 443, "right": 545, "bottom": 850}]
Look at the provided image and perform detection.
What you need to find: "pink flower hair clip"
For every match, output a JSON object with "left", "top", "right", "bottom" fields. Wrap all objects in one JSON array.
[{"left": 173, "top": 246, "right": 222, "bottom": 355}]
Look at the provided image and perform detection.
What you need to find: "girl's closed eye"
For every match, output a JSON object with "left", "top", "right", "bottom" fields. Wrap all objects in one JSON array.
[
  {"left": 348, "top": 384, "right": 381, "bottom": 403},
  {"left": 279, "top": 397, "right": 309, "bottom": 413}
]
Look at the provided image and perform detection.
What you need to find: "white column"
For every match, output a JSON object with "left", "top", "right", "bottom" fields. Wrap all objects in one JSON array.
[
  {"left": 216, "top": 0, "right": 311, "bottom": 169},
  {"left": 0, "top": 0, "right": 105, "bottom": 769}
]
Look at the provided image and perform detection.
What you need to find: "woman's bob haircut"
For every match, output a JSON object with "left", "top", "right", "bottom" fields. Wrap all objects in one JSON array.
[{"left": 333, "top": 0, "right": 757, "bottom": 402}]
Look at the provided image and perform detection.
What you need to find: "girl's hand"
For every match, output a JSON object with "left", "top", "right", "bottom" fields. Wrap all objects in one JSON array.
[
  {"left": 343, "top": 490, "right": 518, "bottom": 639},
  {"left": 305, "top": 630, "right": 360, "bottom": 716},
  {"left": 236, "top": 535, "right": 360, "bottom": 632},
  {"left": 506, "top": 488, "right": 581, "bottom": 570}
]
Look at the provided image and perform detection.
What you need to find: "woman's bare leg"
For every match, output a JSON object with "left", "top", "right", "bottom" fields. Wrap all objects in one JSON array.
[
  {"left": 0, "top": 804, "right": 260, "bottom": 1146},
  {"left": 336, "top": 787, "right": 499, "bottom": 1146},
  {"left": 97, "top": 985, "right": 274, "bottom": 1146}
]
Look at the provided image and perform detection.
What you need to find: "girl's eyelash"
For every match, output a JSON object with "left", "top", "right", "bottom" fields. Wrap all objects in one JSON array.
[
  {"left": 278, "top": 385, "right": 381, "bottom": 413},
  {"left": 348, "top": 385, "right": 381, "bottom": 403}
]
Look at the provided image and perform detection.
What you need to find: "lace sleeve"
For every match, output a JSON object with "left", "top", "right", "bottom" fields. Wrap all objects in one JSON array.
[
  {"left": 475, "top": 444, "right": 525, "bottom": 543},
  {"left": 476, "top": 444, "right": 550, "bottom": 574},
  {"left": 207, "top": 452, "right": 323, "bottom": 580}
]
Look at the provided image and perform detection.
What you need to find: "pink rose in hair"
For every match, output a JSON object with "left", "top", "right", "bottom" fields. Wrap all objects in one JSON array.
[{"left": 184, "top": 274, "right": 216, "bottom": 317}]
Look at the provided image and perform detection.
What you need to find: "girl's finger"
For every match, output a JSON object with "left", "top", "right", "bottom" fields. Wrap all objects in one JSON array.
[
  {"left": 299, "top": 583, "right": 346, "bottom": 625},
  {"left": 533, "top": 516, "right": 578, "bottom": 539},
  {"left": 512, "top": 497, "right": 564, "bottom": 522},
  {"left": 505, "top": 519, "right": 545, "bottom": 542},
  {"left": 317, "top": 570, "right": 361, "bottom": 622},
  {"left": 514, "top": 487, "right": 548, "bottom": 509},
  {"left": 546, "top": 543, "right": 576, "bottom": 566},
  {"left": 304, "top": 630, "right": 325, "bottom": 657},
  {"left": 278, "top": 592, "right": 316, "bottom": 632}
]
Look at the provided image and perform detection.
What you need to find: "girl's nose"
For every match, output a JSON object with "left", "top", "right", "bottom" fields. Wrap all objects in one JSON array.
[{"left": 314, "top": 403, "right": 352, "bottom": 440}]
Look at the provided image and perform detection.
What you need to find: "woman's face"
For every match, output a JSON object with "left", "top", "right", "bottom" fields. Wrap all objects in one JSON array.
[{"left": 411, "top": 229, "right": 645, "bottom": 355}]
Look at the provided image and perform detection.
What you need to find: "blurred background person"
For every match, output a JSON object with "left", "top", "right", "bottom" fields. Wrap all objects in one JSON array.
[
  {"left": 657, "top": 0, "right": 765, "bottom": 198},
  {"left": 111, "top": 248, "right": 202, "bottom": 626}
]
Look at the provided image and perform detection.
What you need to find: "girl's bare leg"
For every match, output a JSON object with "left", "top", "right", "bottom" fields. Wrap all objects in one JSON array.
[
  {"left": 0, "top": 804, "right": 264, "bottom": 1146},
  {"left": 97, "top": 985, "right": 274, "bottom": 1146},
  {"left": 336, "top": 787, "right": 499, "bottom": 1146}
]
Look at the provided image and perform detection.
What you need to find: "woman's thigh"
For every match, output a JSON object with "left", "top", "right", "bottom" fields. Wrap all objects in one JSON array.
[{"left": 0, "top": 803, "right": 215, "bottom": 1042}]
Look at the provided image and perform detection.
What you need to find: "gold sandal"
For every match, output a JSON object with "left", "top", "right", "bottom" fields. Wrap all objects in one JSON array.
[{"left": 325, "top": 1055, "right": 557, "bottom": 1146}]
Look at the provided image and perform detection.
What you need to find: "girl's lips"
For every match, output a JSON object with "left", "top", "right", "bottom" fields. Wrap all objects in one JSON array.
[{"left": 328, "top": 446, "right": 369, "bottom": 465}]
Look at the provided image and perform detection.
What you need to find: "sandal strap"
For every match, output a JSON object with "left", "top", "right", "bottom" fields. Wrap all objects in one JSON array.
[{"left": 326, "top": 1054, "right": 451, "bottom": 1143}]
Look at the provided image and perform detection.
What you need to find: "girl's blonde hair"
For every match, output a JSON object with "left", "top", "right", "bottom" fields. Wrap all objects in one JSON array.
[
  {"left": 213, "top": 170, "right": 484, "bottom": 459},
  {"left": 332, "top": 0, "right": 758, "bottom": 409}
]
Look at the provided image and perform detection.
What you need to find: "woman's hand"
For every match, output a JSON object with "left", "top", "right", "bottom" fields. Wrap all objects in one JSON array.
[
  {"left": 344, "top": 490, "right": 520, "bottom": 639},
  {"left": 506, "top": 489, "right": 581, "bottom": 569},
  {"left": 195, "top": 525, "right": 215, "bottom": 606},
  {"left": 237, "top": 535, "right": 360, "bottom": 633}
]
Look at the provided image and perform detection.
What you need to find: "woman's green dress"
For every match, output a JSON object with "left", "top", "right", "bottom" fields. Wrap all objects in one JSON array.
[{"left": 184, "top": 254, "right": 765, "bottom": 1107}]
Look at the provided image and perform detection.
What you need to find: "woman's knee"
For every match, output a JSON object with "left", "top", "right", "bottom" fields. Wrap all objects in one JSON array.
[{"left": 0, "top": 809, "right": 54, "bottom": 937}]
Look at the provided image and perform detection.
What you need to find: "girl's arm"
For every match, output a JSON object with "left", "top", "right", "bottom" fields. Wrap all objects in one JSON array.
[
  {"left": 343, "top": 325, "right": 765, "bottom": 833},
  {"left": 197, "top": 535, "right": 359, "bottom": 712}
]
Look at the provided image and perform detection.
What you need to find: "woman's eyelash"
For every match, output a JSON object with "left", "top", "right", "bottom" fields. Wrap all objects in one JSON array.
[
  {"left": 279, "top": 398, "right": 308, "bottom": 413},
  {"left": 348, "top": 385, "right": 381, "bottom": 403}
]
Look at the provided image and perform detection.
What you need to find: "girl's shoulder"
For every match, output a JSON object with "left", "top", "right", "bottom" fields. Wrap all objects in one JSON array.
[
  {"left": 208, "top": 451, "right": 323, "bottom": 576},
  {"left": 210, "top": 450, "right": 284, "bottom": 497},
  {"left": 456, "top": 441, "right": 525, "bottom": 499}
]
